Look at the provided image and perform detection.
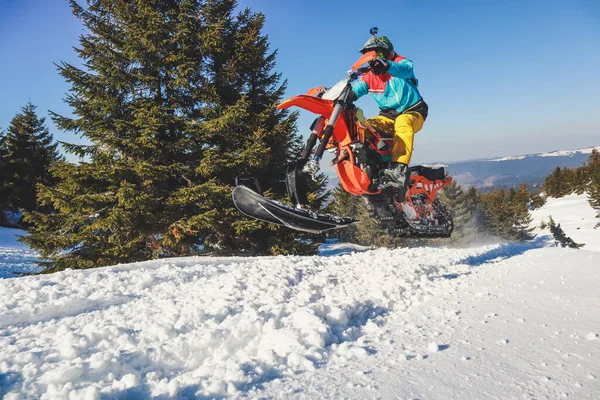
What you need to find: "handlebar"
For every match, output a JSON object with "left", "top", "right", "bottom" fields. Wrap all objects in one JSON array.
[{"left": 348, "top": 66, "right": 372, "bottom": 82}]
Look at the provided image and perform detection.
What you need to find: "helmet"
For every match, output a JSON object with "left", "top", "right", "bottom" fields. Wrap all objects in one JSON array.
[{"left": 360, "top": 28, "right": 394, "bottom": 59}]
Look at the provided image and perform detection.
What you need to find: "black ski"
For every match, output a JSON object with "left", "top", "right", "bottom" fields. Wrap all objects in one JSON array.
[{"left": 232, "top": 185, "right": 356, "bottom": 234}]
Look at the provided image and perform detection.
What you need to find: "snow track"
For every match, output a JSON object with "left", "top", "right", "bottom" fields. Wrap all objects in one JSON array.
[{"left": 2, "top": 240, "right": 599, "bottom": 399}]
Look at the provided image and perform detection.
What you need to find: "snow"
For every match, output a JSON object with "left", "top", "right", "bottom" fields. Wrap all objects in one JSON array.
[
  {"left": 468, "top": 145, "right": 600, "bottom": 162},
  {"left": 530, "top": 193, "right": 600, "bottom": 252},
  {"left": 1, "top": 196, "right": 599, "bottom": 398},
  {"left": 485, "top": 155, "right": 527, "bottom": 162},
  {"left": 539, "top": 146, "right": 600, "bottom": 157},
  {"left": 0, "top": 227, "right": 43, "bottom": 278},
  {"left": 421, "top": 163, "right": 449, "bottom": 169},
  {"left": 318, "top": 239, "right": 371, "bottom": 256}
]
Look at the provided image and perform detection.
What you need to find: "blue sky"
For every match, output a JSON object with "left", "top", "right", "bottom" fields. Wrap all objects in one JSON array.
[{"left": 1, "top": 0, "right": 599, "bottom": 165}]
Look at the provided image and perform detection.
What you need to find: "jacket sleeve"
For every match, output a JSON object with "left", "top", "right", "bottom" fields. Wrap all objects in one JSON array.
[
  {"left": 351, "top": 80, "right": 369, "bottom": 100},
  {"left": 387, "top": 59, "right": 414, "bottom": 79}
]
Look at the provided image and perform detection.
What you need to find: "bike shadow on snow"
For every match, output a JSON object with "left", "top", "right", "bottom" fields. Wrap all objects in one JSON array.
[{"left": 458, "top": 236, "right": 549, "bottom": 267}]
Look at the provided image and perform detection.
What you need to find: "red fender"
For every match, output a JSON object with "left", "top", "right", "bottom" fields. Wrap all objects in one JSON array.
[
  {"left": 350, "top": 51, "right": 377, "bottom": 71},
  {"left": 277, "top": 95, "right": 334, "bottom": 116},
  {"left": 278, "top": 95, "right": 354, "bottom": 147},
  {"left": 336, "top": 147, "right": 372, "bottom": 195}
]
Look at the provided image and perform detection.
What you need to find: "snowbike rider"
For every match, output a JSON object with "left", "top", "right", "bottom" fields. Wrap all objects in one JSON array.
[
  {"left": 305, "top": 28, "right": 428, "bottom": 198},
  {"left": 352, "top": 28, "right": 428, "bottom": 196}
]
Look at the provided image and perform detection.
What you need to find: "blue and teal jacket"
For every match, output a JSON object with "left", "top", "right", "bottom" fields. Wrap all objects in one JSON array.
[{"left": 351, "top": 54, "right": 425, "bottom": 119}]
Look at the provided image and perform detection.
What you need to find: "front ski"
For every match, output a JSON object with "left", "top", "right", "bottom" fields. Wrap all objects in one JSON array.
[{"left": 232, "top": 185, "right": 356, "bottom": 234}]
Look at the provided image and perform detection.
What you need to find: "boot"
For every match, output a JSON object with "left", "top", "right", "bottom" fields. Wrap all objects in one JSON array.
[{"left": 381, "top": 162, "right": 410, "bottom": 190}]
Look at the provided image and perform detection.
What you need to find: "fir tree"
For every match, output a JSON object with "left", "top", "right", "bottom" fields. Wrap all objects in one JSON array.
[
  {"left": 570, "top": 166, "right": 588, "bottom": 195},
  {"left": 437, "top": 181, "right": 475, "bottom": 243},
  {"left": 464, "top": 185, "right": 486, "bottom": 234},
  {"left": 548, "top": 216, "right": 584, "bottom": 248},
  {"left": 543, "top": 166, "right": 570, "bottom": 198},
  {"left": 480, "top": 184, "right": 534, "bottom": 241},
  {"left": 0, "top": 128, "right": 6, "bottom": 225},
  {"left": 22, "top": 0, "right": 325, "bottom": 271},
  {"left": 509, "top": 183, "right": 535, "bottom": 241},
  {"left": 587, "top": 149, "right": 600, "bottom": 228},
  {"left": 0, "top": 103, "right": 62, "bottom": 216},
  {"left": 480, "top": 188, "right": 511, "bottom": 239},
  {"left": 329, "top": 183, "right": 360, "bottom": 243},
  {"left": 328, "top": 183, "right": 383, "bottom": 246},
  {"left": 529, "top": 191, "right": 546, "bottom": 210},
  {"left": 354, "top": 196, "right": 387, "bottom": 247}
]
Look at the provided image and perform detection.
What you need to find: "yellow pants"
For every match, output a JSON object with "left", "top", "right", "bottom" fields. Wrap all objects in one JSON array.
[{"left": 368, "top": 112, "right": 425, "bottom": 164}]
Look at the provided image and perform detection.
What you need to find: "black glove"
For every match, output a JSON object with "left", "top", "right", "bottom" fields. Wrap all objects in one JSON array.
[
  {"left": 369, "top": 58, "right": 390, "bottom": 75},
  {"left": 348, "top": 90, "right": 357, "bottom": 102}
]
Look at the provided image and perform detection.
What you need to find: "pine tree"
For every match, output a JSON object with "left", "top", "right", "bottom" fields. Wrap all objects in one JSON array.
[
  {"left": 587, "top": 149, "right": 600, "bottom": 228},
  {"left": 480, "top": 188, "right": 511, "bottom": 238},
  {"left": 480, "top": 184, "right": 534, "bottom": 241},
  {"left": 529, "top": 191, "right": 546, "bottom": 210},
  {"left": 328, "top": 183, "right": 384, "bottom": 246},
  {"left": 354, "top": 196, "right": 387, "bottom": 246},
  {"left": 548, "top": 216, "right": 584, "bottom": 248},
  {"left": 571, "top": 166, "right": 588, "bottom": 195},
  {"left": 543, "top": 167, "right": 567, "bottom": 197},
  {"left": 22, "top": 0, "right": 325, "bottom": 271},
  {"left": 0, "top": 128, "right": 7, "bottom": 225},
  {"left": 329, "top": 183, "right": 360, "bottom": 243},
  {"left": 0, "top": 103, "right": 62, "bottom": 216},
  {"left": 437, "top": 181, "right": 474, "bottom": 243},
  {"left": 463, "top": 185, "right": 486, "bottom": 235},
  {"left": 509, "top": 183, "right": 535, "bottom": 241}
]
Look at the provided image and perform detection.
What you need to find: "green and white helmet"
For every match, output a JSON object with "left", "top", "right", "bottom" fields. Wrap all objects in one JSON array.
[{"left": 359, "top": 27, "right": 394, "bottom": 58}]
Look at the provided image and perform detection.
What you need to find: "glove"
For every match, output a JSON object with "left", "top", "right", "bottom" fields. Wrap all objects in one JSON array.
[
  {"left": 302, "top": 159, "right": 320, "bottom": 180},
  {"left": 369, "top": 58, "right": 390, "bottom": 75},
  {"left": 348, "top": 90, "right": 357, "bottom": 103}
]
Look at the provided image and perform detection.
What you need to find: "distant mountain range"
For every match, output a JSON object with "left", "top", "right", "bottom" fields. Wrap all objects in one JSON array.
[
  {"left": 324, "top": 145, "right": 600, "bottom": 190},
  {"left": 442, "top": 145, "right": 600, "bottom": 188}
]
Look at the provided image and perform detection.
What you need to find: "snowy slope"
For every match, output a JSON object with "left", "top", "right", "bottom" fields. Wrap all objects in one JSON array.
[
  {"left": 1, "top": 197, "right": 599, "bottom": 399},
  {"left": 530, "top": 193, "right": 600, "bottom": 252},
  {"left": 1, "top": 241, "right": 599, "bottom": 399}
]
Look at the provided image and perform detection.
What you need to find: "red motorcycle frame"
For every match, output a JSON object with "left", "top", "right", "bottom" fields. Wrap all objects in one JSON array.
[{"left": 277, "top": 52, "right": 453, "bottom": 235}]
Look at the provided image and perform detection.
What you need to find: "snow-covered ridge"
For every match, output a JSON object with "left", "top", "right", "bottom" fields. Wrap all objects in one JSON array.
[
  {"left": 539, "top": 145, "right": 600, "bottom": 157},
  {"left": 485, "top": 155, "right": 527, "bottom": 162},
  {"left": 480, "top": 145, "right": 600, "bottom": 162}
]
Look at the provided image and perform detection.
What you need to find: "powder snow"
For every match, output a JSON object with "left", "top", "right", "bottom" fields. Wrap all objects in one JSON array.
[{"left": 0, "top": 195, "right": 599, "bottom": 399}]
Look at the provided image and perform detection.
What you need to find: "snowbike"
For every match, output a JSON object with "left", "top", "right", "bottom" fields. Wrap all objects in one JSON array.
[{"left": 233, "top": 51, "right": 454, "bottom": 237}]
